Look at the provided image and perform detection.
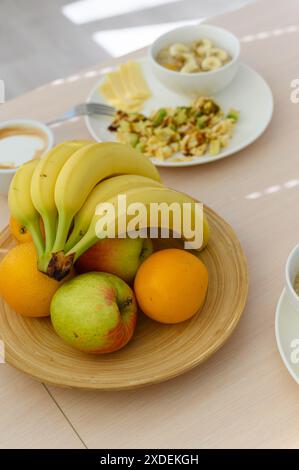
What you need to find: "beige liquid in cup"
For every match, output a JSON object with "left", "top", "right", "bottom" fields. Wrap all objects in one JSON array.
[
  {"left": 294, "top": 273, "right": 299, "bottom": 295},
  {"left": 0, "top": 125, "right": 48, "bottom": 170}
]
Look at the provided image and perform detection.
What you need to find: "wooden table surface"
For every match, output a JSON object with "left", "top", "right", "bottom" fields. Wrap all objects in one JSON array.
[{"left": 1, "top": 0, "right": 299, "bottom": 449}]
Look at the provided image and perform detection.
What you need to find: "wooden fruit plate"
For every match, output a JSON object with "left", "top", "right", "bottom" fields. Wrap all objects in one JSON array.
[{"left": 0, "top": 207, "right": 248, "bottom": 390}]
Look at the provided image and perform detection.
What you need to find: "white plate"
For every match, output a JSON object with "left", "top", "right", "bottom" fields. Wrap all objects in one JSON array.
[
  {"left": 275, "top": 288, "right": 299, "bottom": 384},
  {"left": 85, "top": 58, "right": 273, "bottom": 167}
]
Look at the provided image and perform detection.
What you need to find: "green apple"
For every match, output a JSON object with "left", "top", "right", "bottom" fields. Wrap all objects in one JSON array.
[
  {"left": 51, "top": 272, "right": 137, "bottom": 354},
  {"left": 75, "top": 237, "right": 153, "bottom": 283}
]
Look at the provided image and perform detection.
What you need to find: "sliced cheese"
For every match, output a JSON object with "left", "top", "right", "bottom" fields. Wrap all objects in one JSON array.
[
  {"left": 126, "top": 61, "right": 151, "bottom": 99},
  {"left": 110, "top": 100, "right": 144, "bottom": 113},
  {"left": 99, "top": 60, "right": 151, "bottom": 112},
  {"left": 100, "top": 82, "right": 143, "bottom": 112},
  {"left": 119, "top": 63, "right": 138, "bottom": 100},
  {"left": 107, "top": 71, "right": 127, "bottom": 100},
  {"left": 100, "top": 81, "right": 119, "bottom": 102}
]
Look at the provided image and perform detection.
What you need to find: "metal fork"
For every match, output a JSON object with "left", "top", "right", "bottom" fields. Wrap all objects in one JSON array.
[{"left": 47, "top": 102, "right": 115, "bottom": 126}]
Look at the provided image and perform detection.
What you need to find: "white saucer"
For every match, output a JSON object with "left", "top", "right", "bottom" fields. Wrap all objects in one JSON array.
[
  {"left": 85, "top": 58, "right": 273, "bottom": 168},
  {"left": 275, "top": 288, "right": 299, "bottom": 384}
]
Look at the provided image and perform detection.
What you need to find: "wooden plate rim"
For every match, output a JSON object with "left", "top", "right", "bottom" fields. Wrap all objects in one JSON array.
[{"left": 0, "top": 206, "right": 248, "bottom": 390}]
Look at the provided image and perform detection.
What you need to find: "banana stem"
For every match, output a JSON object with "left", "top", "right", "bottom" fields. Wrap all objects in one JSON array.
[
  {"left": 38, "top": 211, "right": 76, "bottom": 279},
  {"left": 47, "top": 251, "right": 74, "bottom": 281},
  {"left": 29, "top": 219, "right": 45, "bottom": 259},
  {"left": 64, "top": 230, "right": 82, "bottom": 253},
  {"left": 37, "top": 251, "right": 52, "bottom": 274},
  {"left": 52, "top": 211, "right": 73, "bottom": 253},
  {"left": 42, "top": 212, "right": 58, "bottom": 253},
  {"left": 66, "top": 231, "right": 98, "bottom": 262}
]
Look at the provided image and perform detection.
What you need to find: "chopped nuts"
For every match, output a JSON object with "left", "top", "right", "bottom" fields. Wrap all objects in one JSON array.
[{"left": 108, "top": 97, "right": 239, "bottom": 161}]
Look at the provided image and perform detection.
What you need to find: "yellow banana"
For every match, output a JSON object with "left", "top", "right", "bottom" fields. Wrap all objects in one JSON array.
[
  {"left": 52, "top": 142, "right": 161, "bottom": 254},
  {"left": 31, "top": 140, "right": 92, "bottom": 253},
  {"left": 64, "top": 174, "right": 163, "bottom": 252},
  {"left": 8, "top": 159, "right": 44, "bottom": 258},
  {"left": 201, "top": 56, "right": 222, "bottom": 71},
  {"left": 69, "top": 186, "right": 209, "bottom": 259},
  {"left": 48, "top": 186, "right": 210, "bottom": 280}
]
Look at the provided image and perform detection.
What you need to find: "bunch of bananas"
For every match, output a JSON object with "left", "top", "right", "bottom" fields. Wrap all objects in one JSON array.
[{"left": 8, "top": 141, "right": 210, "bottom": 280}]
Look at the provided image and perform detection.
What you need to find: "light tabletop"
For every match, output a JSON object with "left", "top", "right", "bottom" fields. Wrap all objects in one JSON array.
[{"left": 1, "top": 0, "right": 299, "bottom": 449}]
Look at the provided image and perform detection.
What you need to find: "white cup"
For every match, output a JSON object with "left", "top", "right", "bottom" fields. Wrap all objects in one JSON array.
[
  {"left": 285, "top": 243, "right": 299, "bottom": 313},
  {"left": 0, "top": 119, "right": 54, "bottom": 196}
]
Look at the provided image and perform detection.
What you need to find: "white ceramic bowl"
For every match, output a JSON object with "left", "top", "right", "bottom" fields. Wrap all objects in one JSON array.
[
  {"left": 149, "top": 24, "right": 240, "bottom": 96},
  {"left": 285, "top": 243, "right": 299, "bottom": 314},
  {"left": 0, "top": 119, "right": 54, "bottom": 196}
]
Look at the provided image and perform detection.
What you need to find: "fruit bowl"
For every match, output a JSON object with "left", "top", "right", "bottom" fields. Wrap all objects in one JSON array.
[{"left": 0, "top": 206, "right": 248, "bottom": 390}]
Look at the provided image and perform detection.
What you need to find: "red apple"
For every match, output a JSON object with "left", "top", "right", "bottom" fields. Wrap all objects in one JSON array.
[
  {"left": 51, "top": 272, "right": 137, "bottom": 354},
  {"left": 76, "top": 237, "right": 153, "bottom": 283}
]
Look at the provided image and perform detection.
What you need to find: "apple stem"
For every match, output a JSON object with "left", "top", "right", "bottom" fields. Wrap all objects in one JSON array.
[{"left": 119, "top": 296, "right": 133, "bottom": 311}]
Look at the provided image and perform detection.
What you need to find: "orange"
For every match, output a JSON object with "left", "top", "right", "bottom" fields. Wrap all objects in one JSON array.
[
  {"left": 9, "top": 217, "right": 32, "bottom": 243},
  {"left": 0, "top": 242, "right": 72, "bottom": 317},
  {"left": 9, "top": 217, "right": 45, "bottom": 244},
  {"left": 134, "top": 248, "right": 208, "bottom": 324}
]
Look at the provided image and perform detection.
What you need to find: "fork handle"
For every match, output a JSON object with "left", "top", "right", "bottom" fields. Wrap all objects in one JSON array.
[
  {"left": 47, "top": 116, "right": 71, "bottom": 126},
  {"left": 47, "top": 110, "right": 78, "bottom": 126},
  {"left": 47, "top": 110, "right": 113, "bottom": 127}
]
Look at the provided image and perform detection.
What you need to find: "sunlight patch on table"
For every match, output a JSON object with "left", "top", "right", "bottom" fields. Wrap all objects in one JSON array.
[
  {"left": 264, "top": 185, "right": 281, "bottom": 195},
  {"left": 62, "top": 0, "right": 181, "bottom": 25},
  {"left": 51, "top": 78, "right": 65, "bottom": 86},
  {"left": 93, "top": 19, "right": 204, "bottom": 57},
  {"left": 241, "top": 25, "right": 298, "bottom": 43},
  {"left": 246, "top": 179, "right": 299, "bottom": 200},
  {"left": 66, "top": 74, "right": 81, "bottom": 83}
]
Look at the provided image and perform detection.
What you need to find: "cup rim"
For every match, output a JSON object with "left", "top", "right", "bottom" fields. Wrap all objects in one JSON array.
[
  {"left": 285, "top": 242, "right": 299, "bottom": 301},
  {"left": 0, "top": 119, "right": 54, "bottom": 174},
  {"left": 149, "top": 24, "right": 240, "bottom": 78}
]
